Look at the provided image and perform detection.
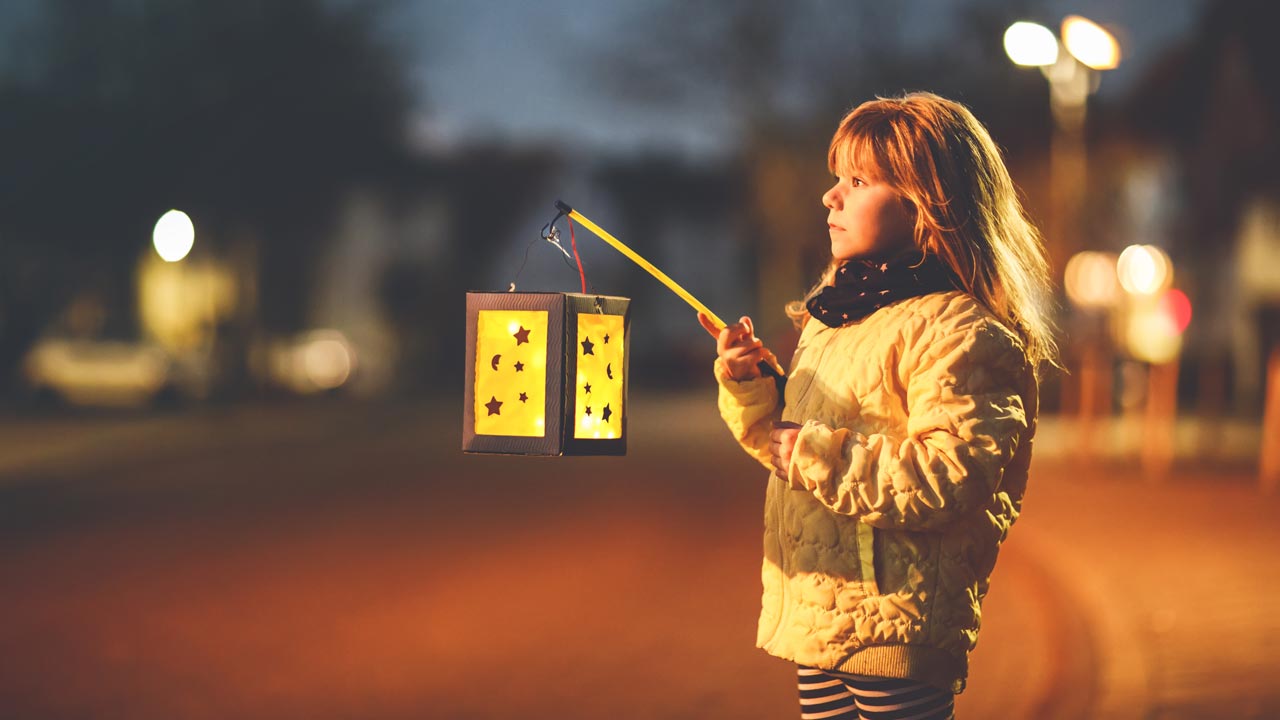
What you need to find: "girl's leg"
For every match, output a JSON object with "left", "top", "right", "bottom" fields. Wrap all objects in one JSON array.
[
  {"left": 797, "top": 666, "right": 859, "bottom": 719},
  {"left": 829, "top": 670, "right": 955, "bottom": 720},
  {"left": 797, "top": 666, "right": 956, "bottom": 720}
]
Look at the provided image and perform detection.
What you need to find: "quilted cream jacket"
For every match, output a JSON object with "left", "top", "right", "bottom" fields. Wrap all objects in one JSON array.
[{"left": 715, "top": 290, "right": 1038, "bottom": 693}]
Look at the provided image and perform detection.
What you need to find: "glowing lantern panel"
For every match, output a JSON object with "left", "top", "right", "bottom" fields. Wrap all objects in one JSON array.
[
  {"left": 473, "top": 310, "right": 548, "bottom": 437},
  {"left": 573, "top": 313, "right": 625, "bottom": 440}
]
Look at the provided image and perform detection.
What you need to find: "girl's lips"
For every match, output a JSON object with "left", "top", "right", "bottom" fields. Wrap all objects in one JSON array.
[{"left": 828, "top": 224, "right": 843, "bottom": 231}]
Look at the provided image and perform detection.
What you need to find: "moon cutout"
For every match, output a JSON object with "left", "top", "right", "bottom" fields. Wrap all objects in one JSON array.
[
  {"left": 606, "top": 363, "right": 613, "bottom": 379},
  {"left": 491, "top": 354, "right": 501, "bottom": 371}
]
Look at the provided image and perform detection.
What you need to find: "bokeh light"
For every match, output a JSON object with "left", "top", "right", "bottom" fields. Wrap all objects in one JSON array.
[
  {"left": 1124, "top": 296, "right": 1183, "bottom": 364},
  {"left": 152, "top": 209, "right": 195, "bottom": 263},
  {"left": 1003, "top": 22, "right": 1060, "bottom": 67},
  {"left": 1116, "top": 244, "right": 1172, "bottom": 296},
  {"left": 302, "top": 333, "right": 354, "bottom": 390},
  {"left": 1064, "top": 251, "right": 1120, "bottom": 308},
  {"left": 1161, "top": 288, "right": 1193, "bottom": 334},
  {"left": 1062, "top": 15, "right": 1121, "bottom": 70},
  {"left": 1121, "top": 288, "right": 1190, "bottom": 364}
]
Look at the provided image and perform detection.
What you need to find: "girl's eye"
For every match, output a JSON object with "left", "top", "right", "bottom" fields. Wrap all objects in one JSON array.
[{"left": 852, "top": 178, "right": 865, "bottom": 187}]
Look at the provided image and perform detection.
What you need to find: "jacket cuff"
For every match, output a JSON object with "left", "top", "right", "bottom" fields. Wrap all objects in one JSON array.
[
  {"left": 714, "top": 358, "right": 779, "bottom": 407},
  {"left": 789, "top": 421, "right": 858, "bottom": 501}
]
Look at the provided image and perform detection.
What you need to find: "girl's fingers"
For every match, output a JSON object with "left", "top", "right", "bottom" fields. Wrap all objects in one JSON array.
[
  {"left": 720, "top": 334, "right": 761, "bottom": 358},
  {"left": 697, "top": 312, "right": 721, "bottom": 339},
  {"left": 724, "top": 349, "right": 764, "bottom": 369},
  {"left": 712, "top": 317, "right": 759, "bottom": 350}
]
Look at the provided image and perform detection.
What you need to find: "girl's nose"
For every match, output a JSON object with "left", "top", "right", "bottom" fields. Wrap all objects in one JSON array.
[{"left": 822, "top": 186, "right": 839, "bottom": 210}]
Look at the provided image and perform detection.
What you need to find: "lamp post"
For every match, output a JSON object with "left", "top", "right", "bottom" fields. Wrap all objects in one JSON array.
[
  {"left": 1006, "top": 17, "right": 1120, "bottom": 463},
  {"left": 1004, "top": 16, "right": 1120, "bottom": 275},
  {"left": 141, "top": 209, "right": 197, "bottom": 351}
]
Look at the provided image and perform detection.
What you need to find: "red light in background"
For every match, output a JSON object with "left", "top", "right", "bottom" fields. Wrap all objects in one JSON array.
[{"left": 1161, "top": 288, "right": 1192, "bottom": 334}]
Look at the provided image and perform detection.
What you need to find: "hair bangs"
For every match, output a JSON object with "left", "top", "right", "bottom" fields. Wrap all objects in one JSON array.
[{"left": 827, "top": 121, "right": 890, "bottom": 183}]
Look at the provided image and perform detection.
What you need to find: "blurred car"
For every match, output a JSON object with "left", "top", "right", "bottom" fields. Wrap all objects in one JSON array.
[
  {"left": 22, "top": 337, "right": 213, "bottom": 408},
  {"left": 250, "top": 329, "right": 358, "bottom": 396}
]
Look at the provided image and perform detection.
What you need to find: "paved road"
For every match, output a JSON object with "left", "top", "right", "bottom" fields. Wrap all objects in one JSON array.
[{"left": 0, "top": 396, "right": 1275, "bottom": 719}]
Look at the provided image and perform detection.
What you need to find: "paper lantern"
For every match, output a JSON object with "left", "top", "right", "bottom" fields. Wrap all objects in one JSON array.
[{"left": 463, "top": 292, "right": 630, "bottom": 455}]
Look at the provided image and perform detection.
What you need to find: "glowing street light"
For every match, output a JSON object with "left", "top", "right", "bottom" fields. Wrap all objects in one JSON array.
[
  {"left": 153, "top": 209, "right": 195, "bottom": 262},
  {"left": 1004, "top": 15, "right": 1121, "bottom": 118},
  {"left": 1117, "top": 244, "right": 1173, "bottom": 296},
  {"left": 1063, "top": 250, "right": 1120, "bottom": 309},
  {"left": 1003, "top": 22, "right": 1059, "bottom": 67},
  {"left": 1062, "top": 15, "right": 1121, "bottom": 70}
]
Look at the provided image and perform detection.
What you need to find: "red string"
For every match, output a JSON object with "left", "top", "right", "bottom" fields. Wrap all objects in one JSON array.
[{"left": 567, "top": 215, "right": 586, "bottom": 294}]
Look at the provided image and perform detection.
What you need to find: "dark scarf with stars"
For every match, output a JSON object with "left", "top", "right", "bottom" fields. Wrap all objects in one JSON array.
[{"left": 806, "top": 252, "right": 959, "bottom": 328}]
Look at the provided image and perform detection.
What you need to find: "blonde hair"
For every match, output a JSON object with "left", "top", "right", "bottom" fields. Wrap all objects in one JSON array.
[{"left": 787, "top": 92, "right": 1059, "bottom": 369}]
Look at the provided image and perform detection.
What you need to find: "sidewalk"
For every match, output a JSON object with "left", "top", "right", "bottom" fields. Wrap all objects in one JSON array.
[
  {"left": 1032, "top": 413, "right": 1262, "bottom": 469},
  {"left": 1010, "top": 460, "right": 1280, "bottom": 719}
]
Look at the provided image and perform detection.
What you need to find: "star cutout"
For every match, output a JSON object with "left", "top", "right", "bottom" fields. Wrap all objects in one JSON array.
[
  {"left": 584, "top": 405, "right": 592, "bottom": 417},
  {"left": 514, "top": 361, "right": 525, "bottom": 372},
  {"left": 519, "top": 392, "right": 528, "bottom": 403},
  {"left": 583, "top": 381, "right": 592, "bottom": 394},
  {"left": 602, "top": 404, "right": 613, "bottom": 422},
  {"left": 485, "top": 396, "right": 503, "bottom": 416},
  {"left": 581, "top": 336, "right": 594, "bottom": 355},
  {"left": 603, "top": 333, "right": 610, "bottom": 344},
  {"left": 513, "top": 326, "right": 531, "bottom": 345}
]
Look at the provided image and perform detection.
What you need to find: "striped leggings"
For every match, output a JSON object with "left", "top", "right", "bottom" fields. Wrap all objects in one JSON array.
[{"left": 797, "top": 666, "right": 955, "bottom": 719}]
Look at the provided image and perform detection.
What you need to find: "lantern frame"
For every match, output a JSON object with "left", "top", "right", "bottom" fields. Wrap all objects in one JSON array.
[{"left": 463, "top": 291, "right": 630, "bottom": 456}]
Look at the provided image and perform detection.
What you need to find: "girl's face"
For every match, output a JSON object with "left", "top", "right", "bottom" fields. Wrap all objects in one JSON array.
[{"left": 821, "top": 166, "right": 916, "bottom": 263}]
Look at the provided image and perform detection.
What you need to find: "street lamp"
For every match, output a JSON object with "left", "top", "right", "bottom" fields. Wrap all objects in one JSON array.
[
  {"left": 1009, "top": 17, "right": 1121, "bottom": 465},
  {"left": 153, "top": 209, "right": 195, "bottom": 263},
  {"left": 1003, "top": 16, "right": 1121, "bottom": 273},
  {"left": 1061, "top": 15, "right": 1121, "bottom": 71},
  {"left": 1003, "top": 22, "right": 1058, "bottom": 68}
]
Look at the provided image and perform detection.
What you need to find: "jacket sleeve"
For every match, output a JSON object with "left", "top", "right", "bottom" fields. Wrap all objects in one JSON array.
[
  {"left": 785, "top": 319, "right": 1031, "bottom": 532},
  {"left": 714, "top": 356, "right": 783, "bottom": 472}
]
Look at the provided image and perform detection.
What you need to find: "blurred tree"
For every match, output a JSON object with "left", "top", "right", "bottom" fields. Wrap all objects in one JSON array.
[
  {"left": 0, "top": 0, "right": 410, "bottom": 394},
  {"left": 377, "top": 146, "right": 563, "bottom": 393},
  {"left": 587, "top": 0, "right": 1051, "bottom": 349}
]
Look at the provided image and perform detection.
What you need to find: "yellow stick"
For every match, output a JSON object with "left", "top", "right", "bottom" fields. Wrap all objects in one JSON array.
[{"left": 565, "top": 206, "right": 727, "bottom": 329}]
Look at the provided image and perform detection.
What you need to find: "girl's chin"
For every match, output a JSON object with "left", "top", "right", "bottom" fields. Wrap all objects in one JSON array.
[{"left": 829, "top": 244, "right": 863, "bottom": 262}]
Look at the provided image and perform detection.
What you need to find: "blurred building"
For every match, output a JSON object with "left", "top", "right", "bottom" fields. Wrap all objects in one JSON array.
[{"left": 1122, "top": 0, "right": 1280, "bottom": 411}]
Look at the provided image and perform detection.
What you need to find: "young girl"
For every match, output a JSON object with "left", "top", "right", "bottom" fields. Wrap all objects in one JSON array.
[{"left": 699, "top": 92, "right": 1057, "bottom": 719}]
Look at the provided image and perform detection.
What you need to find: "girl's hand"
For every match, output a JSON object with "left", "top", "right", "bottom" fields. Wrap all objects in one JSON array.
[
  {"left": 698, "top": 313, "right": 765, "bottom": 381},
  {"left": 770, "top": 421, "right": 802, "bottom": 481}
]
